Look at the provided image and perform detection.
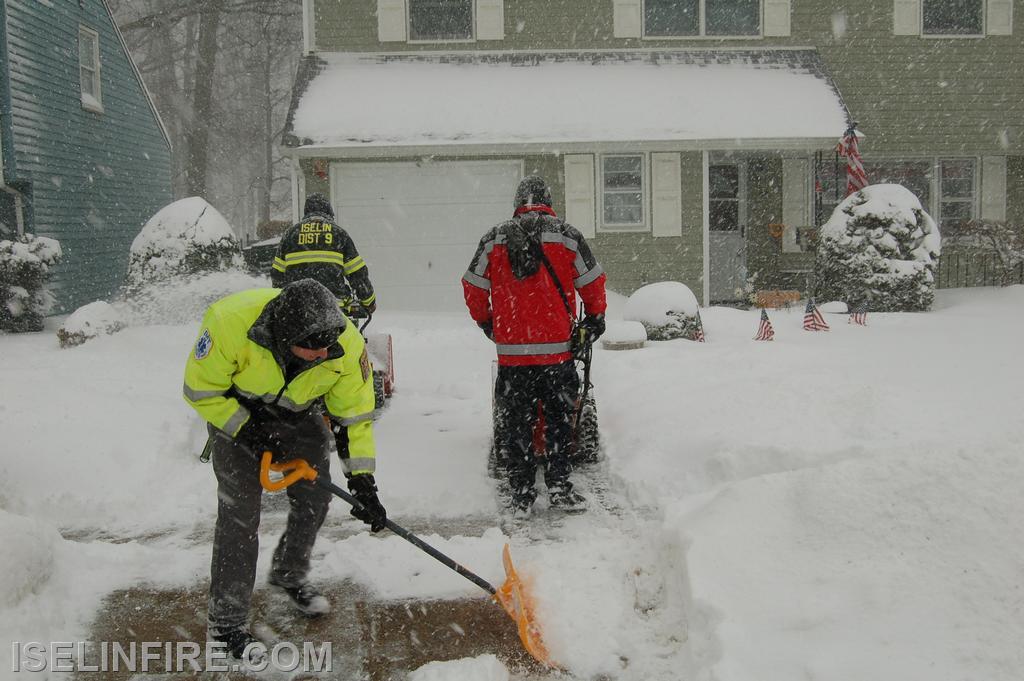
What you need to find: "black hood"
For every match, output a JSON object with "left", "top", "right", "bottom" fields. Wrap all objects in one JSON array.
[
  {"left": 249, "top": 279, "right": 346, "bottom": 360},
  {"left": 506, "top": 213, "right": 546, "bottom": 280},
  {"left": 303, "top": 192, "right": 335, "bottom": 219}
]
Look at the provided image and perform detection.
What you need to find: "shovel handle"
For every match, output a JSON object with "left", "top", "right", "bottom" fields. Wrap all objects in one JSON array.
[{"left": 259, "top": 451, "right": 319, "bottom": 492}]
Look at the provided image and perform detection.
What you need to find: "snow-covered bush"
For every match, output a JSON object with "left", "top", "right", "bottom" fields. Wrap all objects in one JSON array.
[
  {"left": 815, "top": 184, "right": 941, "bottom": 312},
  {"left": 125, "top": 197, "right": 242, "bottom": 290},
  {"left": 56, "top": 301, "right": 126, "bottom": 348},
  {"left": 623, "top": 281, "right": 702, "bottom": 341},
  {"left": 121, "top": 269, "right": 267, "bottom": 326},
  {"left": 0, "top": 233, "right": 62, "bottom": 332}
]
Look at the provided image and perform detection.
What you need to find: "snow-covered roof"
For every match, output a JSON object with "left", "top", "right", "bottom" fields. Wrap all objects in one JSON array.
[{"left": 285, "top": 50, "right": 851, "bottom": 152}]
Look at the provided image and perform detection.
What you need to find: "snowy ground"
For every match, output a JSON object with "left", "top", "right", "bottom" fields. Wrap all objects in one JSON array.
[{"left": 1, "top": 284, "right": 1023, "bottom": 680}]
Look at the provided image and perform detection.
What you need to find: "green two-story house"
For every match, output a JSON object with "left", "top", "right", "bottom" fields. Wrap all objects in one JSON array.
[
  {"left": 0, "top": 0, "right": 172, "bottom": 313},
  {"left": 282, "top": 0, "right": 1021, "bottom": 307}
]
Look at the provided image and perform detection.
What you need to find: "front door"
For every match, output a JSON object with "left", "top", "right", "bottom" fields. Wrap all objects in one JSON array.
[{"left": 708, "top": 162, "right": 748, "bottom": 302}]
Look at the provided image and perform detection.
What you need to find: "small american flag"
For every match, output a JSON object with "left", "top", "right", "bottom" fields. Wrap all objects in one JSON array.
[
  {"left": 754, "top": 309, "right": 775, "bottom": 341},
  {"left": 836, "top": 126, "right": 868, "bottom": 196},
  {"left": 694, "top": 309, "right": 706, "bottom": 342},
  {"left": 849, "top": 304, "right": 867, "bottom": 326},
  {"left": 803, "top": 299, "right": 830, "bottom": 331}
]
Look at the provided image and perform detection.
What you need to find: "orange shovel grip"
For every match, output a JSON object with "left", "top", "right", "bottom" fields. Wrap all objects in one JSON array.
[{"left": 259, "top": 451, "right": 319, "bottom": 492}]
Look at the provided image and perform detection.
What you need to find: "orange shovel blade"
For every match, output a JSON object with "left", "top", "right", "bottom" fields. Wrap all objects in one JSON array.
[{"left": 493, "top": 543, "right": 557, "bottom": 668}]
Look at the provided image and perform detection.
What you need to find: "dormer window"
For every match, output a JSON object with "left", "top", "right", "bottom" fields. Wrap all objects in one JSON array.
[
  {"left": 922, "top": 0, "right": 983, "bottom": 35},
  {"left": 644, "top": 0, "right": 761, "bottom": 37},
  {"left": 409, "top": 0, "right": 473, "bottom": 41}
]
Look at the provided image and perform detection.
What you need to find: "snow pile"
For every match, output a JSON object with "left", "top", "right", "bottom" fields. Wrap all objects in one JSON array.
[
  {"left": 119, "top": 269, "right": 267, "bottom": 326},
  {"left": 0, "top": 510, "right": 62, "bottom": 608},
  {"left": 407, "top": 654, "right": 508, "bottom": 681},
  {"left": 0, "top": 233, "right": 62, "bottom": 332},
  {"left": 623, "top": 281, "right": 701, "bottom": 340},
  {"left": 601, "top": 319, "right": 647, "bottom": 349},
  {"left": 126, "top": 197, "right": 243, "bottom": 289},
  {"left": 816, "top": 184, "right": 941, "bottom": 311},
  {"left": 56, "top": 301, "right": 126, "bottom": 347}
]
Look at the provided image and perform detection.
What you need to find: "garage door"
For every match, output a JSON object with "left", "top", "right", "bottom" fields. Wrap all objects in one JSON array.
[{"left": 331, "top": 160, "right": 523, "bottom": 312}]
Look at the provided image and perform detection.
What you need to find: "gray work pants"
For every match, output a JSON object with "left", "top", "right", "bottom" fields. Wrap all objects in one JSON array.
[{"left": 206, "top": 413, "right": 333, "bottom": 634}]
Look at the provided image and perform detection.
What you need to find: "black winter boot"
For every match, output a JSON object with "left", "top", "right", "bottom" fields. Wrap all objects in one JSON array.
[
  {"left": 549, "top": 483, "right": 587, "bottom": 512},
  {"left": 210, "top": 628, "right": 267, "bottom": 665},
  {"left": 268, "top": 575, "right": 331, "bottom": 616}
]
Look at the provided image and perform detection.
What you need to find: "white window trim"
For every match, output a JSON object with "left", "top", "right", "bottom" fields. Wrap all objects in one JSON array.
[
  {"left": 406, "top": 0, "right": 476, "bottom": 43},
  {"left": 640, "top": 0, "right": 764, "bottom": 39},
  {"left": 79, "top": 25, "right": 103, "bottom": 113},
  {"left": 599, "top": 153, "right": 649, "bottom": 233}
]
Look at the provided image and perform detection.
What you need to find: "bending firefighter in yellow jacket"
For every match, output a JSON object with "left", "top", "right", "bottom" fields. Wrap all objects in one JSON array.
[{"left": 183, "top": 278, "right": 386, "bottom": 662}]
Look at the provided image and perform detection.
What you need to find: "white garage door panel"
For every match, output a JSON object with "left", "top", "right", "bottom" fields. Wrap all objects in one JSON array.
[{"left": 332, "top": 161, "right": 522, "bottom": 311}]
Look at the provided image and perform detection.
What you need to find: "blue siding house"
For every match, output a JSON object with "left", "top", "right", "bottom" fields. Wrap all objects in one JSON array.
[{"left": 0, "top": 0, "right": 172, "bottom": 313}]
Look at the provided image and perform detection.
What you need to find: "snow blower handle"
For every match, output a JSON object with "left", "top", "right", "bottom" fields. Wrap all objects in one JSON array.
[{"left": 258, "top": 452, "right": 499, "bottom": 597}]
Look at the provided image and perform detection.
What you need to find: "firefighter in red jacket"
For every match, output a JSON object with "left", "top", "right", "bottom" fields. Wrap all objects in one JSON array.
[{"left": 462, "top": 176, "right": 607, "bottom": 516}]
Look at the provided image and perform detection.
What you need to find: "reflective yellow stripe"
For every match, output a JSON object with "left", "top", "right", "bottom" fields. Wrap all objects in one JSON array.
[
  {"left": 272, "top": 257, "right": 286, "bottom": 272},
  {"left": 282, "top": 250, "right": 347, "bottom": 266},
  {"left": 343, "top": 256, "right": 366, "bottom": 275},
  {"left": 360, "top": 293, "right": 376, "bottom": 306}
]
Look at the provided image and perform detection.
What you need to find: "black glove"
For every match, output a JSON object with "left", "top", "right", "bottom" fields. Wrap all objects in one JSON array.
[
  {"left": 347, "top": 474, "right": 387, "bottom": 532},
  {"left": 478, "top": 320, "right": 494, "bottom": 341},
  {"left": 234, "top": 413, "right": 279, "bottom": 454},
  {"left": 362, "top": 301, "right": 377, "bottom": 315},
  {"left": 571, "top": 314, "right": 605, "bottom": 360}
]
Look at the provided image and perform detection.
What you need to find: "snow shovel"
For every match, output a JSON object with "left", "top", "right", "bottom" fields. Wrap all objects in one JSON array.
[{"left": 258, "top": 451, "right": 556, "bottom": 667}]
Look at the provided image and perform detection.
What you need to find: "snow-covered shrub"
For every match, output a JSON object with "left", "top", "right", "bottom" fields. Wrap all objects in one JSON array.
[
  {"left": 0, "top": 233, "right": 62, "bottom": 332},
  {"left": 815, "top": 184, "right": 941, "bottom": 312},
  {"left": 125, "top": 196, "right": 242, "bottom": 290},
  {"left": 624, "top": 281, "right": 701, "bottom": 341},
  {"left": 56, "top": 301, "right": 126, "bottom": 348},
  {"left": 121, "top": 269, "right": 267, "bottom": 326}
]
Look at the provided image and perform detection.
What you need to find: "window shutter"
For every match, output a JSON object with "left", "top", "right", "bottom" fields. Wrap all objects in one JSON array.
[
  {"left": 980, "top": 156, "right": 1007, "bottom": 221},
  {"left": 378, "top": 0, "right": 407, "bottom": 42},
  {"left": 651, "top": 153, "right": 683, "bottom": 237},
  {"left": 763, "top": 0, "right": 791, "bottom": 36},
  {"left": 987, "top": 0, "right": 1013, "bottom": 35},
  {"left": 476, "top": 0, "right": 505, "bottom": 40},
  {"left": 565, "top": 155, "right": 596, "bottom": 238},
  {"left": 781, "top": 157, "right": 809, "bottom": 252},
  {"left": 613, "top": 0, "right": 642, "bottom": 38},
  {"left": 893, "top": 0, "right": 920, "bottom": 34}
]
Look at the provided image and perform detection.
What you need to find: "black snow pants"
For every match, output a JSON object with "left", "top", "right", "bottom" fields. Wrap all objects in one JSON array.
[
  {"left": 206, "top": 411, "right": 333, "bottom": 635},
  {"left": 495, "top": 361, "right": 579, "bottom": 499}
]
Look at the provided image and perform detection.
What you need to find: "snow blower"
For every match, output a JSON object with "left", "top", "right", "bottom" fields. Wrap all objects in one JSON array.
[{"left": 258, "top": 451, "right": 556, "bottom": 668}]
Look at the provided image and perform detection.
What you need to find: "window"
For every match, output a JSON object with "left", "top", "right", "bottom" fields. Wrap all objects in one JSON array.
[
  {"left": 409, "top": 0, "right": 473, "bottom": 41},
  {"left": 814, "top": 157, "right": 976, "bottom": 232},
  {"left": 709, "top": 164, "right": 744, "bottom": 231},
  {"left": 79, "top": 26, "right": 102, "bottom": 111},
  {"left": 644, "top": 0, "right": 760, "bottom": 36},
  {"left": 922, "top": 0, "right": 983, "bottom": 35},
  {"left": 938, "top": 159, "right": 975, "bottom": 231},
  {"left": 602, "top": 155, "right": 645, "bottom": 229}
]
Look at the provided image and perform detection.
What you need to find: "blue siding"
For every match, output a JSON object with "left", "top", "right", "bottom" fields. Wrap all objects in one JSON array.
[{"left": 4, "top": 0, "right": 172, "bottom": 312}]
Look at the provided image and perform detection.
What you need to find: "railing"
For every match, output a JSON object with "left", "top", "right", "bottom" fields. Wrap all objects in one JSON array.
[{"left": 937, "top": 251, "right": 1024, "bottom": 289}]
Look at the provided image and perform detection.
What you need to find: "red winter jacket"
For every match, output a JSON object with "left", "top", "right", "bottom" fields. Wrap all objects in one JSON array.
[{"left": 462, "top": 205, "right": 607, "bottom": 366}]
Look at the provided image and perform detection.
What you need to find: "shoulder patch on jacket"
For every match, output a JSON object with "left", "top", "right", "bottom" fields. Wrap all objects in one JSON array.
[
  {"left": 359, "top": 348, "right": 371, "bottom": 383},
  {"left": 194, "top": 329, "right": 213, "bottom": 360}
]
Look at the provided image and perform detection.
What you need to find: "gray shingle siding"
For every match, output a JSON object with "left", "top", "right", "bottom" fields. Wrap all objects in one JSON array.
[{"left": 4, "top": 0, "right": 172, "bottom": 313}]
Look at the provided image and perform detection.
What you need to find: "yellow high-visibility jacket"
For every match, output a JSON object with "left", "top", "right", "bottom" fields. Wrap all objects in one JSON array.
[{"left": 183, "top": 288, "right": 376, "bottom": 475}]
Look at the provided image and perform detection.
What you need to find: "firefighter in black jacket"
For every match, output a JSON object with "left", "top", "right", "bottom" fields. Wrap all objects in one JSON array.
[{"left": 272, "top": 193, "right": 376, "bottom": 311}]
